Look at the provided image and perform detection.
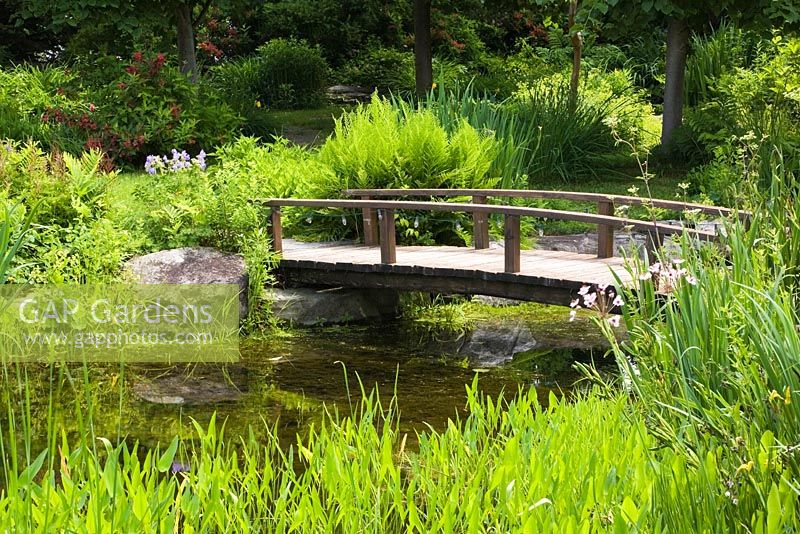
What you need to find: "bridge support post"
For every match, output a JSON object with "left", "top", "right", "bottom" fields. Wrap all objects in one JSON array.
[
  {"left": 473, "top": 195, "right": 490, "bottom": 250},
  {"left": 379, "top": 209, "right": 396, "bottom": 264},
  {"left": 504, "top": 214, "right": 521, "bottom": 273},
  {"left": 270, "top": 207, "right": 283, "bottom": 253},
  {"left": 597, "top": 200, "right": 615, "bottom": 258},
  {"left": 361, "top": 195, "right": 380, "bottom": 247}
]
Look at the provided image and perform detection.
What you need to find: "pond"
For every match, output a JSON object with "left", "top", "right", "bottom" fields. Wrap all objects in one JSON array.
[{"left": 3, "top": 306, "right": 616, "bottom": 453}]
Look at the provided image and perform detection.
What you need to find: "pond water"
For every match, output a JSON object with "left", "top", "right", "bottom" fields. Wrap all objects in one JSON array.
[{"left": 5, "top": 309, "right": 616, "bottom": 452}]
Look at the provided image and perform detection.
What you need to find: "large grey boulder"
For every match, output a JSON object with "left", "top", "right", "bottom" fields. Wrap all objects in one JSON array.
[
  {"left": 126, "top": 247, "right": 248, "bottom": 317},
  {"left": 271, "top": 287, "right": 400, "bottom": 326},
  {"left": 458, "top": 323, "right": 538, "bottom": 366}
]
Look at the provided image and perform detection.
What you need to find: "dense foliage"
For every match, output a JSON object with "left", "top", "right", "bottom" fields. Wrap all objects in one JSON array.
[
  {"left": 3, "top": 0, "right": 800, "bottom": 530},
  {"left": 0, "top": 55, "right": 240, "bottom": 165}
]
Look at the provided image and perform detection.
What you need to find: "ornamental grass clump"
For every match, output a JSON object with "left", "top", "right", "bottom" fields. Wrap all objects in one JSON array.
[{"left": 601, "top": 159, "right": 800, "bottom": 529}]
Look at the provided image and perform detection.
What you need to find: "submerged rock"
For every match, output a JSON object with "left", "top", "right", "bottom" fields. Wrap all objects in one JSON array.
[
  {"left": 271, "top": 287, "right": 400, "bottom": 326},
  {"left": 125, "top": 247, "right": 248, "bottom": 317},
  {"left": 471, "top": 295, "right": 524, "bottom": 307},
  {"left": 458, "top": 323, "right": 538, "bottom": 367},
  {"left": 133, "top": 375, "right": 244, "bottom": 405}
]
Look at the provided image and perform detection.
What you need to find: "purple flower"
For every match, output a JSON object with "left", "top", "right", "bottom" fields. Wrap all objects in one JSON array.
[
  {"left": 194, "top": 150, "right": 207, "bottom": 171},
  {"left": 144, "top": 154, "right": 162, "bottom": 175}
]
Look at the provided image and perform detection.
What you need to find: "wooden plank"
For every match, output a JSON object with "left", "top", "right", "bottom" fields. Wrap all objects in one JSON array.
[
  {"left": 505, "top": 215, "right": 521, "bottom": 273},
  {"left": 276, "top": 266, "right": 581, "bottom": 306},
  {"left": 278, "top": 241, "right": 634, "bottom": 287},
  {"left": 379, "top": 209, "right": 396, "bottom": 264}
]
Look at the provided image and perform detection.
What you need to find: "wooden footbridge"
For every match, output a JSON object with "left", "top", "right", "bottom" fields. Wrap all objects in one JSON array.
[{"left": 262, "top": 189, "right": 744, "bottom": 305}]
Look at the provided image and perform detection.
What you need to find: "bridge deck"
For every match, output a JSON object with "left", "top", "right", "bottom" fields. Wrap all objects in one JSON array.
[{"left": 276, "top": 240, "right": 633, "bottom": 305}]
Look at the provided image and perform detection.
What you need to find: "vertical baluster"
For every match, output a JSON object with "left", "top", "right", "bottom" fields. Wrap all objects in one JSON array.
[
  {"left": 379, "top": 208, "right": 396, "bottom": 264},
  {"left": 597, "top": 199, "right": 615, "bottom": 258},
  {"left": 473, "top": 195, "right": 490, "bottom": 250},
  {"left": 270, "top": 206, "right": 283, "bottom": 253},
  {"left": 361, "top": 195, "right": 379, "bottom": 247},
  {"left": 504, "top": 214, "right": 520, "bottom": 273}
]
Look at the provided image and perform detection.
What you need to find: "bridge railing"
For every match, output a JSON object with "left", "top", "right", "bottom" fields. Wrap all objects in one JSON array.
[
  {"left": 342, "top": 188, "right": 750, "bottom": 258},
  {"left": 262, "top": 196, "right": 726, "bottom": 274}
]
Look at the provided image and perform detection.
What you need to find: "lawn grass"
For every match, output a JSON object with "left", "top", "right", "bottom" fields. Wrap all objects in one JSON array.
[{"left": 262, "top": 105, "right": 352, "bottom": 146}]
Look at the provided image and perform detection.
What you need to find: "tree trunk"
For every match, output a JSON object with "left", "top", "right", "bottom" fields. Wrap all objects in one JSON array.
[
  {"left": 661, "top": 17, "right": 690, "bottom": 148},
  {"left": 568, "top": 0, "right": 583, "bottom": 112},
  {"left": 414, "top": 0, "right": 433, "bottom": 97},
  {"left": 175, "top": 2, "right": 198, "bottom": 82}
]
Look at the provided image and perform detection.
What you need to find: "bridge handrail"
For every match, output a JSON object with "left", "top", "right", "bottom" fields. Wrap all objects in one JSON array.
[
  {"left": 262, "top": 197, "right": 720, "bottom": 273},
  {"left": 343, "top": 188, "right": 749, "bottom": 219}
]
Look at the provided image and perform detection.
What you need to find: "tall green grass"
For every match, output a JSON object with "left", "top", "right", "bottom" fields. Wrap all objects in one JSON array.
[
  {"left": 685, "top": 24, "right": 754, "bottom": 107},
  {"left": 416, "top": 80, "right": 646, "bottom": 187},
  {"left": 606, "top": 158, "right": 800, "bottom": 529},
  {"left": 0, "top": 201, "right": 35, "bottom": 285}
]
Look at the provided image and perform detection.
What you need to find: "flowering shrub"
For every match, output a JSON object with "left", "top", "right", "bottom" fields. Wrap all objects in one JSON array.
[
  {"left": 196, "top": 10, "right": 248, "bottom": 63},
  {"left": 6, "top": 55, "right": 241, "bottom": 166}
]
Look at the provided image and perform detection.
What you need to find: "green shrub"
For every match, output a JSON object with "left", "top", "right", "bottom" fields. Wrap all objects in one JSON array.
[
  {"left": 339, "top": 46, "right": 417, "bottom": 93},
  {"left": 318, "top": 96, "right": 497, "bottom": 192},
  {"left": 128, "top": 137, "right": 329, "bottom": 328},
  {"left": 250, "top": 39, "right": 329, "bottom": 110},
  {"left": 466, "top": 43, "right": 556, "bottom": 97},
  {"left": 0, "top": 141, "right": 136, "bottom": 283},
  {"left": 339, "top": 46, "right": 469, "bottom": 95},
  {"left": 257, "top": 0, "right": 408, "bottom": 68},
  {"left": 676, "top": 33, "right": 800, "bottom": 179},
  {"left": 684, "top": 24, "right": 757, "bottom": 107},
  {"left": 207, "top": 57, "right": 273, "bottom": 136},
  {"left": 0, "top": 66, "right": 87, "bottom": 154}
]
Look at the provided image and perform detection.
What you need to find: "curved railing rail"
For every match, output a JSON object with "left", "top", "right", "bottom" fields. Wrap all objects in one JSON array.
[
  {"left": 261, "top": 196, "right": 724, "bottom": 274},
  {"left": 342, "top": 188, "right": 749, "bottom": 256}
]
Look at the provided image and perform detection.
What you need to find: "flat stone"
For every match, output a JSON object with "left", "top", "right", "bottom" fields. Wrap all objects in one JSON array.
[
  {"left": 125, "top": 247, "right": 248, "bottom": 318},
  {"left": 533, "top": 232, "right": 645, "bottom": 256},
  {"left": 133, "top": 375, "right": 244, "bottom": 405},
  {"left": 271, "top": 287, "right": 400, "bottom": 326}
]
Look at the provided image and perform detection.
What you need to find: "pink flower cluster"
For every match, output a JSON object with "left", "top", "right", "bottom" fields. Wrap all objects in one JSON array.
[
  {"left": 638, "top": 259, "right": 697, "bottom": 292},
  {"left": 569, "top": 283, "right": 624, "bottom": 327}
]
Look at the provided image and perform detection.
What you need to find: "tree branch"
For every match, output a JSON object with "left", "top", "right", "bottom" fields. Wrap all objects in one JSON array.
[{"left": 193, "top": 0, "right": 213, "bottom": 27}]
